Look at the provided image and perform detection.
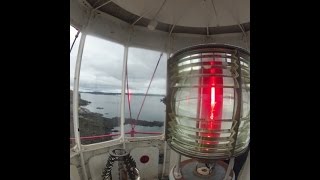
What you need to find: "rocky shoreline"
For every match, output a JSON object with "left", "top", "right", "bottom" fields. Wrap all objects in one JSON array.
[
  {"left": 70, "top": 90, "right": 164, "bottom": 146},
  {"left": 124, "top": 119, "right": 163, "bottom": 127}
]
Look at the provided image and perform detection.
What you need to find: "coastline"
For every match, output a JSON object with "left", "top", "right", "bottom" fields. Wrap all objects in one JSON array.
[{"left": 70, "top": 90, "right": 164, "bottom": 146}]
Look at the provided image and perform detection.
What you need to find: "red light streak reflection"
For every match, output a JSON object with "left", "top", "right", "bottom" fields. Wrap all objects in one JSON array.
[{"left": 198, "top": 59, "right": 223, "bottom": 149}]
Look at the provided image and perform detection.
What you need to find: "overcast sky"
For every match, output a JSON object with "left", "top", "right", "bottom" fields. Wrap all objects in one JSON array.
[{"left": 70, "top": 26, "right": 167, "bottom": 94}]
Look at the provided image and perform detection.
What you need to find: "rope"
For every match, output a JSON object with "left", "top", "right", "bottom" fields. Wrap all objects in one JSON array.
[
  {"left": 70, "top": 30, "right": 80, "bottom": 53},
  {"left": 152, "top": 0, "right": 167, "bottom": 20},
  {"left": 132, "top": 52, "right": 163, "bottom": 130}
]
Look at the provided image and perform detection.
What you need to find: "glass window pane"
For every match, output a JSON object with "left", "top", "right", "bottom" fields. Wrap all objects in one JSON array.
[
  {"left": 122, "top": 47, "right": 167, "bottom": 137},
  {"left": 78, "top": 35, "right": 124, "bottom": 144}
]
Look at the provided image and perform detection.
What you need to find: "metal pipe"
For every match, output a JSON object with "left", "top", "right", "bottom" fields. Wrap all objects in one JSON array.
[
  {"left": 120, "top": 45, "right": 129, "bottom": 148},
  {"left": 71, "top": 10, "right": 95, "bottom": 180},
  {"left": 132, "top": 15, "right": 145, "bottom": 26},
  {"left": 210, "top": 0, "right": 220, "bottom": 26},
  {"left": 223, "top": 157, "right": 235, "bottom": 180},
  {"left": 132, "top": 9, "right": 153, "bottom": 26},
  {"left": 73, "top": 33, "right": 86, "bottom": 155},
  {"left": 94, "top": 0, "right": 112, "bottom": 10},
  {"left": 238, "top": 27, "right": 249, "bottom": 50},
  {"left": 161, "top": 42, "right": 172, "bottom": 178},
  {"left": 169, "top": 24, "right": 176, "bottom": 36},
  {"left": 151, "top": 0, "right": 167, "bottom": 20},
  {"left": 238, "top": 24, "right": 249, "bottom": 50},
  {"left": 73, "top": 32, "right": 88, "bottom": 180},
  {"left": 161, "top": 141, "right": 168, "bottom": 178},
  {"left": 173, "top": 153, "right": 182, "bottom": 179},
  {"left": 132, "top": 0, "right": 166, "bottom": 27}
]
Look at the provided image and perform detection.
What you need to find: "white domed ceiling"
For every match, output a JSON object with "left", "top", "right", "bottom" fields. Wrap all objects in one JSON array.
[
  {"left": 83, "top": 0, "right": 250, "bottom": 35},
  {"left": 112, "top": 0, "right": 249, "bottom": 27}
]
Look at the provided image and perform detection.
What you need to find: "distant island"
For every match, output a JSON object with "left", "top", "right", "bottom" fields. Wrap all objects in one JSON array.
[{"left": 79, "top": 91, "right": 165, "bottom": 97}]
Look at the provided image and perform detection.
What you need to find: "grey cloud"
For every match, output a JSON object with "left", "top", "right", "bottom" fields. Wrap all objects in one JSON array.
[{"left": 70, "top": 26, "right": 167, "bottom": 94}]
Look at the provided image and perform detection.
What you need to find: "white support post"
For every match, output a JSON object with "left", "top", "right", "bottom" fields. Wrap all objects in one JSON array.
[
  {"left": 73, "top": 32, "right": 89, "bottom": 180},
  {"left": 120, "top": 45, "right": 129, "bottom": 148}
]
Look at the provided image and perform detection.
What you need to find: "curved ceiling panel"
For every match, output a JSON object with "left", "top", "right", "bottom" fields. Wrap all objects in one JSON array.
[
  {"left": 112, "top": 0, "right": 249, "bottom": 27},
  {"left": 84, "top": 0, "right": 250, "bottom": 35}
]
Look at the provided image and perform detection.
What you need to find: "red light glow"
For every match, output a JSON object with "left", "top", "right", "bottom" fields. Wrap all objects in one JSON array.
[
  {"left": 198, "top": 58, "right": 223, "bottom": 147},
  {"left": 128, "top": 89, "right": 131, "bottom": 102}
]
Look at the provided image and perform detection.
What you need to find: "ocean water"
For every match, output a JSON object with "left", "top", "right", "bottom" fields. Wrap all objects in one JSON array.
[{"left": 80, "top": 93, "right": 165, "bottom": 134}]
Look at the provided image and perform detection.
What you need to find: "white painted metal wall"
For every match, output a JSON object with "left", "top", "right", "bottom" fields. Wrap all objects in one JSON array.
[{"left": 70, "top": 165, "right": 81, "bottom": 180}]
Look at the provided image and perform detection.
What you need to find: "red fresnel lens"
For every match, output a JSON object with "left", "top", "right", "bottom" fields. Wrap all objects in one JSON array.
[{"left": 166, "top": 44, "right": 250, "bottom": 160}]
